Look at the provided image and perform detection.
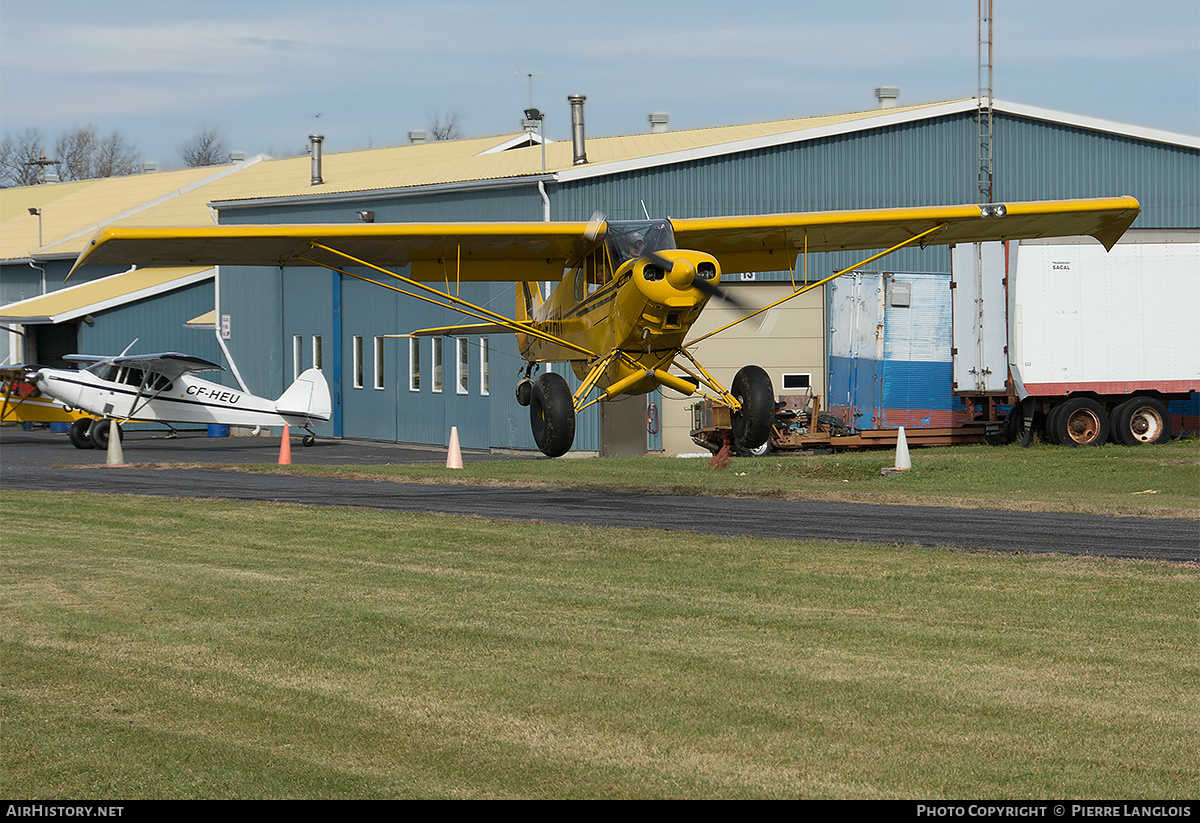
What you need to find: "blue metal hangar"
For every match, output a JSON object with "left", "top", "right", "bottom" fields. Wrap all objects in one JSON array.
[{"left": 4, "top": 97, "right": 1197, "bottom": 453}]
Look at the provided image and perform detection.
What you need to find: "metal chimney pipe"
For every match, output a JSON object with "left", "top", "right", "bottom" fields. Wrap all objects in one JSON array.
[
  {"left": 310, "top": 134, "right": 324, "bottom": 185},
  {"left": 568, "top": 94, "right": 588, "bottom": 165}
]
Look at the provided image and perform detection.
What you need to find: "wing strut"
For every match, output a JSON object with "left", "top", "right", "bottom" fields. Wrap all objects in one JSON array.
[
  {"left": 685, "top": 223, "right": 948, "bottom": 347},
  {"left": 301, "top": 243, "right": 600, "bottom": 360}
]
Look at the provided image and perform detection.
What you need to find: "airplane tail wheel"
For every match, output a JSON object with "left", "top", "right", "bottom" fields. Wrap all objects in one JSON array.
[
  {"left": 530, "top": 372, "right": 575, "bottom": 457},
  {"left": 69, "top": 418, "right": 95, "bottom": 449},
  {"left": 89, "top": 419, "right": 122, "bottom": 450},
  {"left": 515, "top": 377, "right": 533, "bottom": 407},
  {"left": 730, "top": 365, "right": 774, "bottom": 452}
]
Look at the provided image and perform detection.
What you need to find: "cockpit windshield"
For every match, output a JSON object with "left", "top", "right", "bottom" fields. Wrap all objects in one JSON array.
[
  {"left": 605, "top": 219, "right": 675, "bottom": 266},
  {"left": 86, "top": 362, "right": 118, "bottom": 382}
]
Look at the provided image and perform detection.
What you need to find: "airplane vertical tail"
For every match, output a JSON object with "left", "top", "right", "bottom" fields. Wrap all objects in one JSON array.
[
  {"left": 516, "top": 281, "right": 544, "bottom": 323},
  {"left": 275, "top": 368, "right": 332, "bottom": 425},
  {"left": 515, "top": 282, "right": 545, "bottom": 357}
]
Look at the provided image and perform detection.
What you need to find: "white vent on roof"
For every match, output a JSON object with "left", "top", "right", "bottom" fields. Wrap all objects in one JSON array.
[{"left": 875, "top": 87, "right": 900, "bottom": 108}]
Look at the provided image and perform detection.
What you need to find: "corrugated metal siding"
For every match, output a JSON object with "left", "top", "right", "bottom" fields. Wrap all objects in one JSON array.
[{"left": 994, "top": 113, "right": 1197, "bottom": 228}]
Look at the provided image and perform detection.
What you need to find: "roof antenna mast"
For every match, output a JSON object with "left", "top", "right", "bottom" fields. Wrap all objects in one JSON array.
[{"left": 977, "top": 0, "right": 995, "bottom": 204}]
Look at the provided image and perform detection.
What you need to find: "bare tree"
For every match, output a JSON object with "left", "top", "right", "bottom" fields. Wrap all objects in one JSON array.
[
  {"left": 429, "top": 111, "right": 462, "bottom": 141},
  {"left": 0, "top": 128, "right": 51, "bottom": 187},
  {"left": 182, "top": 128, "right": 228, "bottom": 167},
  {"left": 54, "top": 126, "right": 141, "bottom": 182}
]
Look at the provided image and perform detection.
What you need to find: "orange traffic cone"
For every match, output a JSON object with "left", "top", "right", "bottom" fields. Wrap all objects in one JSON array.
[
  {"left": 278, "top": 424, "right": 292, "bottom": 465},
  {"left": 446, "top": 426, "right": 463, "bottom": 469}
]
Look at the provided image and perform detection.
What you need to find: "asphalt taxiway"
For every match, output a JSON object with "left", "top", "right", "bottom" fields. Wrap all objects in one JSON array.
[{"left": 2, "top": 428, "right": 1195, "bottom": 562}]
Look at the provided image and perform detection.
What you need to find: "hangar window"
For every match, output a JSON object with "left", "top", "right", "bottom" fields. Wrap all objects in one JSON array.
[
  {"left": 374, "top": 336, "right": 385, "bottom": 390},
  {"left": 313, "top": 336, "right": 323, "bottom": 371},
  {"left": 293, "top": 335, "right": 303, "bottom": 381},
  {"left": 480, "top": 338, "right": 490, "bottom": 396},
  {"left": 457, "top": 338, "right": 469, "bottom": 394},
  {"left": 409, "top": 337, "right": 421, "bottom": 392},
  {"left": 433, "top": 337, "right": 443, "bottom": 393},
  {"left": 353, "top": 335, "right": 364, "bottom": 389}
]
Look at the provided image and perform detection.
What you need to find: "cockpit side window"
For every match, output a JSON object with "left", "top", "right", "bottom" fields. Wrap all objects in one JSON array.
[{"left": 148, "top": 372, "right": 173, "bottom": 392}]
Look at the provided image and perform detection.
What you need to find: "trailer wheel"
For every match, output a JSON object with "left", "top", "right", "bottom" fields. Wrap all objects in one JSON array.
[
  {"left": 69, "top": 418, "right": 95, "bottom": 449},
  {"left": 1050, "top": 398, "right": 1109, "bottom": 447},
  {"left": 1112, "top": 397, "right": 1170, "bottom": 446},
  {"left": 530, "top": 372, "right": 575, "bottom": 457},
  {"left": 1044, "top": 404, "right": 1066, "bottom": 445},
  {"left": 730, "top": 365, "right": 774, "bottom": 452}
]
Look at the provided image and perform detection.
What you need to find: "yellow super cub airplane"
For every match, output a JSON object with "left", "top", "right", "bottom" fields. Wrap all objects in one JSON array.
[{"left": 69, "top": 196, "right": 1140, "bottom": 456}]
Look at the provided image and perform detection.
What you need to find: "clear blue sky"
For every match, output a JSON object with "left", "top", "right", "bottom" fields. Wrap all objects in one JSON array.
[{"left": 2, "top": 0, "right": 1196, "bottom": 168}]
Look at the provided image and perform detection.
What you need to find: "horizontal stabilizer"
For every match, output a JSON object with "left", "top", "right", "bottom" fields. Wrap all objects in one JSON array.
[
  {"left": 408, "top": 322, "right": 530, "bottom": 337},
  {"left": 275, "top": 368, "right": 332, "bottom": 425}
]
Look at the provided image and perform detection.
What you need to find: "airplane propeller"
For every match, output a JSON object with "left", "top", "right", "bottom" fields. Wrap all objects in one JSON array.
[{"left": 642, "top": 251, "right": 754, "bottom": 313}]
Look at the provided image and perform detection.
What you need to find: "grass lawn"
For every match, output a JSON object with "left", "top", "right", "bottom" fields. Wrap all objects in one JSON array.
[{"left": 3, "top": 491, "right": 1196, "bottom": 799}]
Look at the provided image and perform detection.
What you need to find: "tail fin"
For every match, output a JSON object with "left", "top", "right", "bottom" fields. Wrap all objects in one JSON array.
[
  {"left": 275, "top": 368, "right": 332, "bottom": 426},
  {"left": 515, "top": 281, "right": 544, "bottom": 323}
]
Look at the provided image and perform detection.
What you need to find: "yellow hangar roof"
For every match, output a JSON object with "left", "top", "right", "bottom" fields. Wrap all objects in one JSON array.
[
  {"left": 0, "top": 161, "right": 265, "bottom": 262},
  {"left": 207, "top": 100, "right": 968, "bottom": 204}
]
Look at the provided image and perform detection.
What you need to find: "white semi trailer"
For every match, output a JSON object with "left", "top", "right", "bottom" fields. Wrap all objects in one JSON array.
[{"left": 951, "top": 231, "right": 1198, "bottom": 446}]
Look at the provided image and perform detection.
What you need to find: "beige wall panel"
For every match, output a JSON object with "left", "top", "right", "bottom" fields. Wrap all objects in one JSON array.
[{"left": 659, "top": 284, "right": 826, "bottom": 454}]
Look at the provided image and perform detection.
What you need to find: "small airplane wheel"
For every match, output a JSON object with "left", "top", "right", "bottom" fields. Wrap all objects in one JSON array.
[
  {"left": 89, "top": 419, "right": 122, "bottom": 450},
  {"left": 515, "top": 377, "right": 533, "bottom": 407},
  {"left": 302, "top": 434, "right": 316, "bottom": 447},
  {"left": 730, "top": 365, "right": 774, "bottom": 453},
  {"left": 69, "top": 418, "right": 95, "bottom": 449},
  {"left": 530, "top": 372, "right": 575, "bottom": 457}
]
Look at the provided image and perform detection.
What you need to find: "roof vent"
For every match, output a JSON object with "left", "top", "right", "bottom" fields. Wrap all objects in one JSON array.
[
  {"left": 143, "top": 161, "right": 158, "bottom": 173},
  {"left": 408, "top": 130, "right": 428, "bottom": 144},
  {"left": 309, "top": 134, "right": 324, "bottom": 185},
  {"left": 229, "top": 152, "right": 245, "bottom": 164},
  {"left": 568, "top": 94, "right": 588, "bottom": 165},
  {"left": 649, "top": 113, "right": 669, "bottom": 133},
  {"left": 875, "top": 87, "right": 900, "bottom": 109}
]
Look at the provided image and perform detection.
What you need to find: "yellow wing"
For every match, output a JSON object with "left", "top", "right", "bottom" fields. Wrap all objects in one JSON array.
[
  {"left": 70, "top": 222, "right": 598, "bottom": 282},
  {"left": 69, "top": 197, "right": 1139, "bottom": 281},
  {"left": 671, "top": 197, "right": 1140, "bottom": 274}
]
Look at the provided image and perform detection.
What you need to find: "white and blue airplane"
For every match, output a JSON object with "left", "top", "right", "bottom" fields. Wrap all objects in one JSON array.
[{"left": 32, "top": 351, "right": 331, "bottom": 449}]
